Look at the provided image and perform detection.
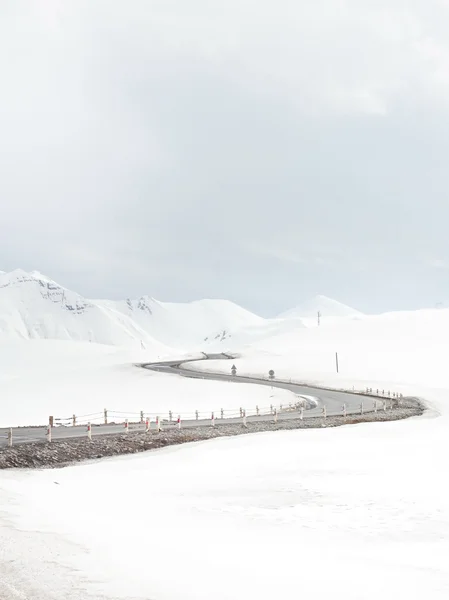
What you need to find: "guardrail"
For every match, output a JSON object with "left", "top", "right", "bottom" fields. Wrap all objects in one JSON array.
[{"left": 2, "top": 382, "right": 405, "bottom": 448}]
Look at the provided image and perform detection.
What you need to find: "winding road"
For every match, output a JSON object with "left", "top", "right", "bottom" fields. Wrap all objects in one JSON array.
[{"left": 0, "top": 353, "right": 386, "bottom": 448}]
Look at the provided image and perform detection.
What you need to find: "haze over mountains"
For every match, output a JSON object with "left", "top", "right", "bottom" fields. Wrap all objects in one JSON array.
[{"left": 0, "top": 269, "right": 363, "bottom": 349}]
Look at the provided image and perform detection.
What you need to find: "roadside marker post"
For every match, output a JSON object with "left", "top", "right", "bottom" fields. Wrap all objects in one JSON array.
[
  {"left": 87, "top": 422, "right": 92, "bottom": 441},
  {"left": 221, "top": 408, "right": 224, "bottom": 419},
  {"left": 374, "top": 400, "right": 378, "bottom": 413},
  {"left": 46, "top": 425, "right": 52, "bottom": 443},
  {"left": 124, "top": 419, "right": 129, "bottom": 435},
  {"left": 7, "top": 428, "right": 12, "bottom": 447},
  {"left": 156, "top": 416, "right": 161, "bottom": 432},
  {"left": 145, "top": 417, "right": 150, "bottom": 433},
  {"left": 342, "top": 403, "right": 347, "bottom": 419},
  {"left": 104, "top": 408, "right": 108, "bottom": 425},
  {"left": 300, "top": 406, "right": 304, "bottom": 420},
  {"left": 360, "top": 402, "right": 364, "bottom": 415},
  {"left": 273, "top": 408, "right": 278, "bottom": 424},
  {"left": 140, "top": 411, "right": 144, "bottom": 424},
  {"left": 242, "top": 410, "right": 247, "bottom": 428},
  {"left": 211, "top": 412, "right": 215, "bottom": 427},
  {"left": 177, "top": 416, "right": 181, "bottom": 430}
]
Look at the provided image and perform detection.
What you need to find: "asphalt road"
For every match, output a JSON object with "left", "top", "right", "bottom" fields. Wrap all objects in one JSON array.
[
  {"left": 0, "top": 353, "right": 380, "bottom": 448},
  {"left": 144, "top": 353, "right": 373, "bottom": 418}
]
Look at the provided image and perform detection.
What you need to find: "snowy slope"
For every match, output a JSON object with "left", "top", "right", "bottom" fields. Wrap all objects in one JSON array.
[
  {"left": 204, "top": 316, "right": 306, "bottom": 349},
  {"left": 1, "top": 337, "right": 449, "bottom": 598},
  {"left": 279, "top": 294, "right": 363, "bottom": 319},
  {"left": 192, "top": 306, "right": 449, "bottom": 402},
  {"left": 0, "top": 304, "right": 448, "bottom": 598},
  {"left": 0, "top": 340, "right": 292, "bottom": 427},
  {"left": 0, "top": 270, "right": 168, "bottom": 350},
  {"left": 0, "top": 270, "right": 263, "bottom": 348},
  {"left": 95, "top": 296, "right": 264, "bottom": 347}
]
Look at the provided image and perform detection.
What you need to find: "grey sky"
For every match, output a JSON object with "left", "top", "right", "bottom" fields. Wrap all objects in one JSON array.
[{"left": 2, "top": 0, "right": 449, "bottom": 316}]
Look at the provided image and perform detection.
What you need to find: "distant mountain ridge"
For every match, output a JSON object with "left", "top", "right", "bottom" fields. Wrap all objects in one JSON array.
[
  {"left": 0, "top": 270, "right": 365, "bottom": 349},
  {"left": 0, "top": 269, "right": 263, "bottom": 349},
  {"left": 278, "top": 294, "right": 363, "bottom": 319}
]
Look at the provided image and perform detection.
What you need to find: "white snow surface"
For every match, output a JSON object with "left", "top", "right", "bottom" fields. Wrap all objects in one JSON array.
[
  {"left": 196, "top": 307, "right": 449, "bottom": 409},
  {"left": 0, "top": 340, "right": 292, "bottom": 427},
  {"left": 0, "top": 269, "right": 263, "bottom": 348},
  {"left": 278, "top": 293, "right": 363, "bottom": 319},
  {"left": 0, "top": 403, "right": 448, "bottom": 599},
  {"left": 1, "top": 303, "right": 449, "bottom": 598}
]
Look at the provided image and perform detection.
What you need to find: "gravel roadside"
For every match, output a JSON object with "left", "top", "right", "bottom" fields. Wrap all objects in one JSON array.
[{"left": 0, "top": 399, "right": 423, "bottom": 469}]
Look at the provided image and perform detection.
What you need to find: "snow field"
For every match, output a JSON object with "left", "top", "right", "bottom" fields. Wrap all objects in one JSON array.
[
  {"left": 1, "top": 288, "right": 449, "bottom": 599},
  {"left": 0, "top": 401, "right": 448, "bottom": 599},
  {"left": 0, "top": 340, "right": 294, "bottom": 427},
  {"left": 196, "top": 308, "right": 449, "bottom": 414}
]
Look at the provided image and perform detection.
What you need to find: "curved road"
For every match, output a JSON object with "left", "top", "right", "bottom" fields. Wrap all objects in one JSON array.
[
  {"left": 144, "top": 352, "right": 372, "bottom": 418},
  {"left": 0, "top": 353, "right": 383, "bottom": 448}
]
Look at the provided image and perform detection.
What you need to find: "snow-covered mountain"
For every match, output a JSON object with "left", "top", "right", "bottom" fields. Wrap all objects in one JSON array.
[
  {"left": 0, "top": 269, "right": 263, "bottom": 349},
  {"left": 278, "top": 295, "right": 363, "bottom": 320}
]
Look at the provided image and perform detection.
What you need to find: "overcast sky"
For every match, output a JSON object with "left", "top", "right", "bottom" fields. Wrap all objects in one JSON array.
[{"left": 2, "top": 1, "right": 449, "bottom": 316}]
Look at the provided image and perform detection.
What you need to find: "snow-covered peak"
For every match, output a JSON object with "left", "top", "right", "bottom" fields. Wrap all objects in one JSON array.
[
  {"left": 0, "top": 269, "right": 265, "bottom": 348},
  {"left": 278, "top": 295, "right": 362, "bottom": 319}
]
